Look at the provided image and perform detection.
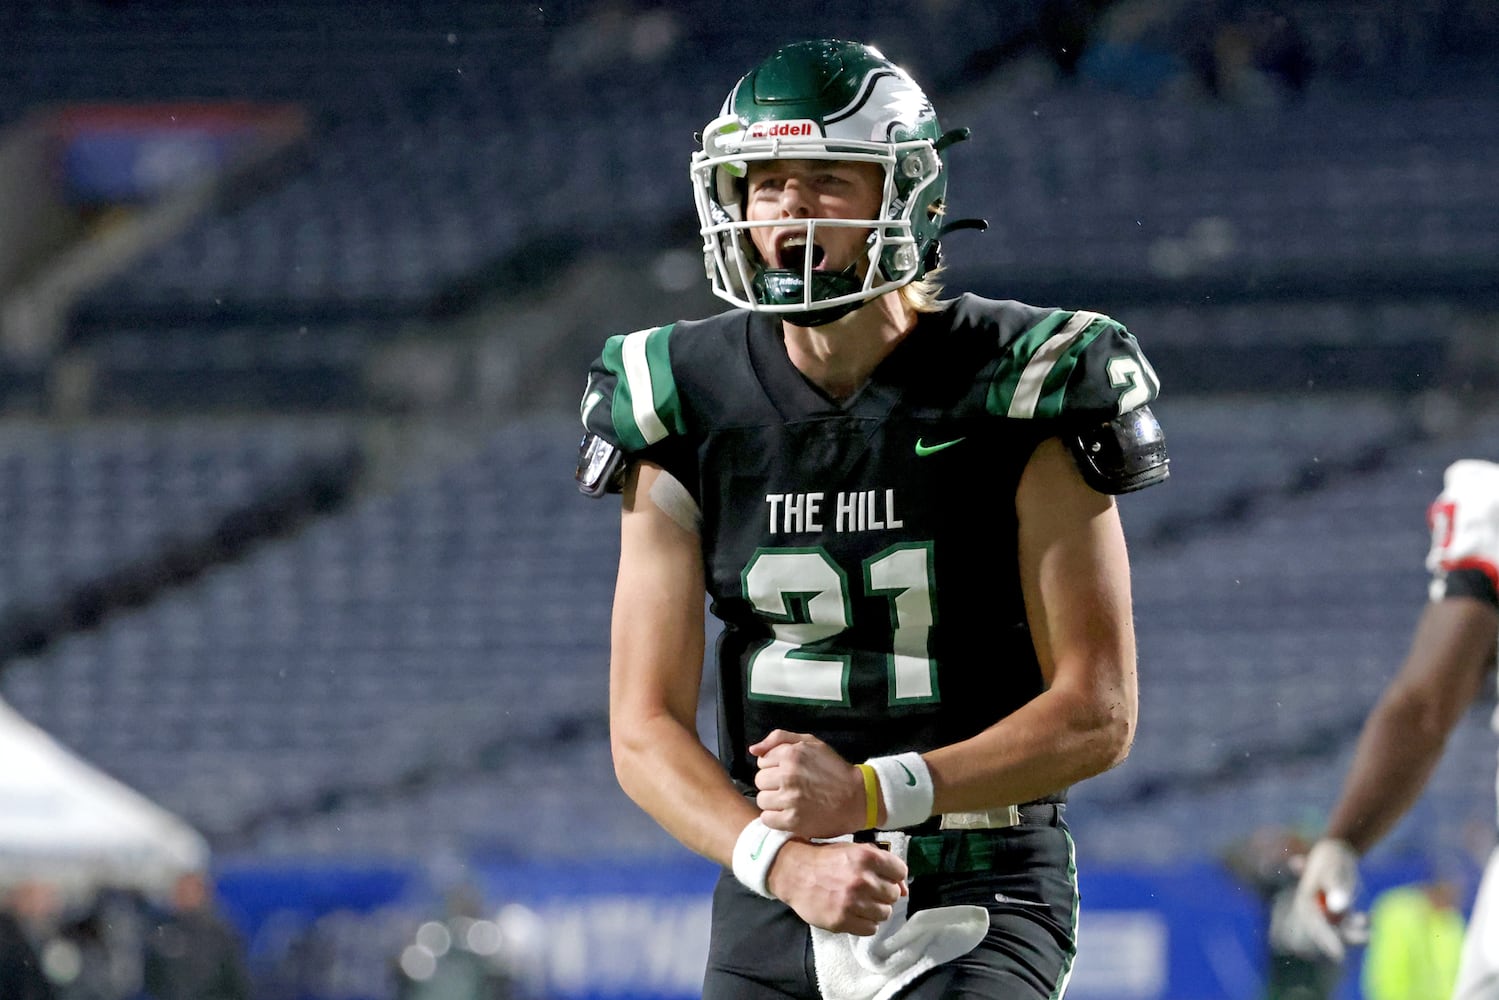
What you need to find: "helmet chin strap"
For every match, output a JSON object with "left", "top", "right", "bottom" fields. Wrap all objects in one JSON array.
[{"left": 786, "top": 301, "right": 864, "bottom": 328}]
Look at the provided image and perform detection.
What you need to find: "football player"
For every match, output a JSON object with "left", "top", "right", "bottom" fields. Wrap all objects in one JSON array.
[
  {"left": 577, "top": 39, "right": 1169, "bottom": 1000},
  {"left": 1290, "top": 460, "right": 1499, "bottom": 999}
]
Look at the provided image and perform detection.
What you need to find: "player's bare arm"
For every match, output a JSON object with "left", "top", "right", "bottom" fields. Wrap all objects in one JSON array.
[
  {"left": 610, "top": 460, "right": 755, "bottom": 862},
  {"left": 1288, "top": 461, "right": 1499, "bottom": 968},
  {"left": 1324, "top": 594, "right": 1499, "bottom": 853},
  {"left": 923, "top": 434, "right": 1137, "bottom": 813},
  {"left": 1290, "top": 584, "right": 1498, "bottom": 962}
]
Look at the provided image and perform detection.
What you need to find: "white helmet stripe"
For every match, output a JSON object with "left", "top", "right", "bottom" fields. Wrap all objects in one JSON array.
[{"left": 823, "top": 68, "right": 896, "bottom": 125}]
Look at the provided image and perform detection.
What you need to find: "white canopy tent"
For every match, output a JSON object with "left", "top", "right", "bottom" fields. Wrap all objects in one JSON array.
[{"left": 0, "top": 696, "right": 208, "bottom": 896}]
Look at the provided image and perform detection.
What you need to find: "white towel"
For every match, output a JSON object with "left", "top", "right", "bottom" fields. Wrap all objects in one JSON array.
[{"left": 811, "top": 833, "right": 989, "bottom": 1000}]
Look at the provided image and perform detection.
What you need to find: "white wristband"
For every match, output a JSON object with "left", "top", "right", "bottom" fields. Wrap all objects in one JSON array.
[
  {"left": 732, "top": 817, "right": 792, "bottom": 899},
  {"left": 865, "top": 752, "right": 934, "bottom": 830}
]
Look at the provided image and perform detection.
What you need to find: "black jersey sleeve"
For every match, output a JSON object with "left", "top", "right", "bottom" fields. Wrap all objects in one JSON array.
[
  {"left": 986, "top": 309, "right": 1160, "bottom": 421},
  {"left": 577, "top": 322, "right": 696, "bottom": 495},
  {"left": 984, "top": 307, "right": 1167, "bottom": 493},
  {"left": 581, "top": 323, "right": 685, "bottom": 451},
  {"left": 1443, "top": 568, "right": 1499, "bottom": 608}
]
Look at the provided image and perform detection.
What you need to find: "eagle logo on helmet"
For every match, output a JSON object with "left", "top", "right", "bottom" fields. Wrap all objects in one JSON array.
[{"left": 874, "top": 79, "right": 934, "bottom": 140}]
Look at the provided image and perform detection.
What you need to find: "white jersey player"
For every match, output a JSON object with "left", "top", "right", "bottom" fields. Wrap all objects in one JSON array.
[{"left": 1290, "top": 459, "right": 1499, "bottom": 997}]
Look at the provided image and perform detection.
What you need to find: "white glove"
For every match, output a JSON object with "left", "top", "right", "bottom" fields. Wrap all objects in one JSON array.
[{"left": 1287, "top": 838, "right": 1369, "bottom": 961}]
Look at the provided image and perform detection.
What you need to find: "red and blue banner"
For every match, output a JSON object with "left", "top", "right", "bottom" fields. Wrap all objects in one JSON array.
[{"left": 51, "top": 101, "right": 305, "bottom": 204}]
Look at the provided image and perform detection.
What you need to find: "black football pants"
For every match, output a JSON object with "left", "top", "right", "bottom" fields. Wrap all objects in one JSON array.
[{"left": 702, "top": 807, "right": 1079, "bottom": 999}]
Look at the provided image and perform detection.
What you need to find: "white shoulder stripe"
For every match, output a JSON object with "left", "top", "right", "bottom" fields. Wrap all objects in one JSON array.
[
  {"left": 622, "top": 327, "right": 669, "bottom": 445},
  {"left": 1007, "top": 311, "right": 1101, "bottom": 420}
]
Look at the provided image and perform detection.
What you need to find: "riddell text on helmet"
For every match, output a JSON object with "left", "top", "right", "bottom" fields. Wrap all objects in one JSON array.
[{"left": 747, "top": 119, "right": 817, "bottom": 138}]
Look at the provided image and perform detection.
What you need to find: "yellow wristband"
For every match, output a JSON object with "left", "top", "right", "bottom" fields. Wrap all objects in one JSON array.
[{"left": 856, "top": 763, "right": 879, "bottom": 830}]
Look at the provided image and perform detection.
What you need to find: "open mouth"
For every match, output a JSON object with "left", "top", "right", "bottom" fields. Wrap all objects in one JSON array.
[{"left": 776, "top": 235, "right": 826, "bottom": 272}]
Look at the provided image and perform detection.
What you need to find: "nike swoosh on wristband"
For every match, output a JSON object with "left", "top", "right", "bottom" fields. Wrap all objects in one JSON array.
[
  {"left": 898, "top": 762, "right": 917, "bottom": 785},
  {"left": 915, "top": 436, "right": 966, "bottom": 456},
  {"left": 749, "top": 830, "right": 771, "bottom": 861}
]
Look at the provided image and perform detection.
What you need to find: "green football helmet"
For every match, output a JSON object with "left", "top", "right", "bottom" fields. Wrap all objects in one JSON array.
[{"left": 691, "top": 39, "right": 970, "bottom": 326}]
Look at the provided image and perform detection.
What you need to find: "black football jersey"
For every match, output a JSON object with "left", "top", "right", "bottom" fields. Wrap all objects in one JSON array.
[{"left": 582, "top": 294, "right": 1162, "bottom": 795}]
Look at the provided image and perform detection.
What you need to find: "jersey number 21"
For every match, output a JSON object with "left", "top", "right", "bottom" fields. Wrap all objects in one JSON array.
[{"left": 741, "top": 544, "right": 939, "bottom": 707}]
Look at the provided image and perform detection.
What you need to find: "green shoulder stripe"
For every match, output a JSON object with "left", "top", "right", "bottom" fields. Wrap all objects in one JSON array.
[
  {"left": 599, "top": 323, "right": 684, "bottom": 451},
  {"left": 986, "top": 310, "right": 1117, "bottom": 420}
]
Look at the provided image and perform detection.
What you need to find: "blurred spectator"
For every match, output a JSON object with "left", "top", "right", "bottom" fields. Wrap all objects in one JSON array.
[
  {"left": 548, "top": 0, "right": 680, "bottom": 78},
  {"left": 1224, "top": 826, "right": 1341, "bottom": 1000},
  {"left": 142, "top": 871, "right": 250, "bottom": 1000},
  {"left": 1360, "top": 879, "right": 1466, "bottom": 1000},
  {"left": 393, "top": 886, "right": 521, "bottom": 1000},
  {"left": 49, "top": 888, "right": 149, "bottom": 1000},
  {"left": 1, "top": 882, "right": 57, "bottom": 1000},
  {"left": 49, "top": 904, "right": 116, "bottom": 1000},
  {"left": 1176, "top": 0, "right": 1312, "bottom": 104}
]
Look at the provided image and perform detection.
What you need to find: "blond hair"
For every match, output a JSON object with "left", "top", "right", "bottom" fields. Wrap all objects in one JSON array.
[{"left": 899, "top": 269, "right": 946, "bottom": 313}]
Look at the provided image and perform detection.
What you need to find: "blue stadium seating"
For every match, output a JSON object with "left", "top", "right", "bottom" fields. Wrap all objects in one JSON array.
[
  {"left": 0, "top": 416, "right": 632, "bottom": 853},
  {"left": 1071, "top": 409, "right": 1499, "bottom": 864},
  {"left": 15, "top": 0, "right": 1486, "bottom": 333},
  {"left": 2, "top": 0, "right": 1497, "bottom": 886},
  {"left": 4, "top": 402, "right": 1494, "bottom": 865},
  {"left": 945, "top": 90, "right": 1499, "bottom": 302},
  {"left": 0, "top": 419, "right": 358, "bottom": 626}
]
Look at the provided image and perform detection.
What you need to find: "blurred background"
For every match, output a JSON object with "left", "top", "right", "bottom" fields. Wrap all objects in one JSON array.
[{"left": 0, "top": 1, "right": 1496, "bottom": 998}]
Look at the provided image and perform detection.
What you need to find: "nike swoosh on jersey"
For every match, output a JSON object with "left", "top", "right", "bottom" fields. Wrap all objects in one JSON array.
[{"left": 915, "top": 436, "right": 967, "bottom": 456}]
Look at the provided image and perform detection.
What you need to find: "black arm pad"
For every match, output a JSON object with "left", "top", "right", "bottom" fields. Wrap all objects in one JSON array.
[
  {"left": 1066, "top": 405, "right": 1170, "bottom": 495},
  {"left": 576, "top": 433, "right": 629, "bottom": 498}
]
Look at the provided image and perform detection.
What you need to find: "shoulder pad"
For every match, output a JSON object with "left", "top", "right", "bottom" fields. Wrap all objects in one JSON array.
[
  {"left": 1427, "top": 460, "right": 1499, "bottom": 585},
  {"left": 1067, "top": 405, "right": 1169, "bottom": 495},
  {"left": 576, "top": 433, "right": 628, "bottom": 498}
]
